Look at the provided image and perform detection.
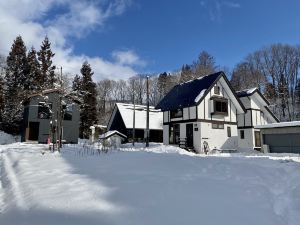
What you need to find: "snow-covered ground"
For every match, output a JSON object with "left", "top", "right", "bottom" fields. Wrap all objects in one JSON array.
[{"left": 0, "top": 142, "right": 300, "bottom": 225}]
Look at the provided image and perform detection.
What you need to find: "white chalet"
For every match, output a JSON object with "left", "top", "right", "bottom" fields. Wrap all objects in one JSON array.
[
  {"left": 155, "top": 71, "right": 278, "bottom": 153},
  {"left": 236, "top": 88, "right": 279, "bottom": 151}
]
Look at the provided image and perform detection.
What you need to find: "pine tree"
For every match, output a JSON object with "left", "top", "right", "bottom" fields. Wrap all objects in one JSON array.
[
  {"left": 0, "top": 76, "right": 4, "bottom": 126},
  {"left": 27, "top": 47, "right": 41, "bottom": 92},
  {"left": 3, "top": 36, "right": 28, "bottom": 134},
  {"left": 37, "top": 36, "right": 56, "bottom": 89},
  {"left": 72, "top": 74, "right": 82, "bottom": 93},
  {"left": 79, "top": 61, "right": 97, "bottom": 138}
]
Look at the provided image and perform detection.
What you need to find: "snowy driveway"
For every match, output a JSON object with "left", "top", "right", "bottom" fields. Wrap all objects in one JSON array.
[{"left": 0, "top": 143, "right": 300, "bottom": 225}]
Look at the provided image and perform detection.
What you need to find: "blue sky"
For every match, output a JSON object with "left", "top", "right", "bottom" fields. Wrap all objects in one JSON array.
[{"left": 1, "top": 0, "right": 300, "bottom": 80}]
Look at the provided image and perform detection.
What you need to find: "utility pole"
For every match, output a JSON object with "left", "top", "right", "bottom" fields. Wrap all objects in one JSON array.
[
  {"left": 58, "top": 66, "right": 63, "bottom": 151},
  {"left": 132, "top": 90, "right": 135, "bottom": 146},
  {"left": 146, "top": 75, "right": 149, "bottom": 147}
]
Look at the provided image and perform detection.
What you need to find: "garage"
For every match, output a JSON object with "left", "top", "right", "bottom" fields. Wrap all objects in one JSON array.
[{"left": 256, "top": 121, "right": 300, "bottom": 154}]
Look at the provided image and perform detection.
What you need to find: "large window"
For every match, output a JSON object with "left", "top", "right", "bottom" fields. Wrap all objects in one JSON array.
[
  {"left": 212, "top": 123, "right": 224, "bottom": 129},
  {"left": 213, "top": 99, "right": 228, "bottom": 115},
  {"left": 38, "top": 102, "right": 52, "bottom": 119},
  {"left": 169, "top": 124, "right": 180, "bottom": 144},
  {"left": 63, "top": 104, "right": 73, "bottom": 121},
  {"left": 170, "top": 108, "right": 183, "bottom": 118}
]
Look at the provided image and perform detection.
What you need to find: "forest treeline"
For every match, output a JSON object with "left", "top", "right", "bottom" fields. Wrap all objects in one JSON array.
[{"left": 1, "top": 36, "right": 300, "bottom": 136}]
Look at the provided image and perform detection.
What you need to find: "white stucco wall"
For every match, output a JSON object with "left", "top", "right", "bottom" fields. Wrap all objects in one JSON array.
[{"left": 199, "top": 122, "right": 238, "bottom": 152}]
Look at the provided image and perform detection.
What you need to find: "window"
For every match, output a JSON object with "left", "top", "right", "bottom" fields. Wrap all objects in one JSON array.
[
  {"left": 227, "top": 127, "right": 231, "bottom": 137},
  {"left": 63, "top": 104, "right": 73, "bottom": 120},
  {"left": 38, "top": 102, "right": 52, "bottom": 119},
  {"left": 240, "top": 130, "right": 244, "bottom": 139},
  {"left": 211, "top": 97, "right": 228, "bottom": 116},
  {"left": 212, "top": 123, "right": 224, "bottom": 129},
  {"left": 214, "top": 86, "right": 220, "bottom": 95},
  {"left": 169, "top": 124, "right": 180, "bottom": 144},
  {"left": 170, "top": 108, "right": 183, "bottom": 118}
]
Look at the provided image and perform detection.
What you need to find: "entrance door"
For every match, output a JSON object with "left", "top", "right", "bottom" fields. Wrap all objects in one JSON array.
[
  {"left": 28, "top": 122, "right": 39, "bottom": 141},
  {"left": 186, "top": 124, "right": 194, "bottom": 148},
  {"left": 254, "top": 131, "right": 261, "bottom": 147}
]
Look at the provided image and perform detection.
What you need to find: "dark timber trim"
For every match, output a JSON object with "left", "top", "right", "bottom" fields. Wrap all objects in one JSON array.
[
  {"left": 238, "top": 126, "right": 254, "bottom": 129},
  {"left": 164, "top": 119, "right": 237, "bottom": 125}
]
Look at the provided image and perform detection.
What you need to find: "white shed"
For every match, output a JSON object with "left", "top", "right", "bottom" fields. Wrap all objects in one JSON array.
[{"left": 99, "top": 130, "right": 127, "bottom": 148}]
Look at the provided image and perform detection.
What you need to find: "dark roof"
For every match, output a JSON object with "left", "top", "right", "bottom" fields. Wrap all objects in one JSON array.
[
  {"left": 155, "top": 71, "right": 223, "bottom": 111},
  {"left": 236, "top": 88, "right": 271, "bottom": 105},
  {"left": 236, "top": 88, "right": 257, "bottom": 98}
]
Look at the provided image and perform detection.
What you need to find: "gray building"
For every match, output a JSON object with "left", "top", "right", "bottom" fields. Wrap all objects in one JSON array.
[
  {"left": 21, "top": 89, "right": 80, "bottom": 144},
  {"left": 256, "top": 121, "right": 300, "bottom": 153}
]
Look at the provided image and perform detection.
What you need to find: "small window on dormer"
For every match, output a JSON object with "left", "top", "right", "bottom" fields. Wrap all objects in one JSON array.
[{"left": 214, "top": 86, "right": 220, "bottom": 95}]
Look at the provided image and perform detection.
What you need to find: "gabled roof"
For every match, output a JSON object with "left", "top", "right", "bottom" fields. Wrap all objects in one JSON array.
[
  {"left": 236, "top": 87, "right": 279, "bottom": 122},
  {"left": 155, "top": 71, "right": 245, "bottom": 113},
  {"left": 236, "top": 88, "right": 258, "bottom": 98},
  {"left": 155, "top": 72, "right": 222, "bottom": 111},
  {"left": 236, "top": 87, "right": 270, "bottom": 105},
  {"left": 27, "top": 89, "right": 62, "bottom": 98},
  {"left": 108, "top": 103, "right": 163, "bottom": 130},
  {"left": 99, "top": 130, "right": 127, "bottom": 139}
]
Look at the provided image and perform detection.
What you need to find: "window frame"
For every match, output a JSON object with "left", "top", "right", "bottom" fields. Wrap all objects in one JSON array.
[
  {"left": 212, "top": 98, "right": 228, "bottom": 116},
  {"left": 212, "top": 123, "right": 224, "bottom": 129},
  {"left": 240, "top": 130, "right": 245, "bottom": 139},
  {"left": 37, "top": 102, "right": 52, "bottom": 119},
  {"left": 227, "top": 126, "right": 231, "bottom": 137},
  {"left": 214, "top": 86, "right": 220, "bottom": 95},
  {"left": 63, "top": 104, "right": 73, "bottom": 121},
  {"left": 170, "top": 108, "right": 183, "bottom": 119}
]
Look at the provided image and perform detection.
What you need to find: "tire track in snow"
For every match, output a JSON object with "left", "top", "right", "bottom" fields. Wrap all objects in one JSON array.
[
  {"left": 0, "top": 150, "right": 4, "bottom": 213},
  {"left": 2, "top": 152, "right": 28, "bottom": 210}
]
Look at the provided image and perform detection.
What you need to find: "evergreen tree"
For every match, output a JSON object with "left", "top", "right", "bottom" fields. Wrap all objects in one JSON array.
[
  {"left": 27, "top": 47, "right": 41, "bottom": 92},
  {"left": 72, "top": 74, "right": 82, "bottom": 93},
  {"left": 3, "top": 36, "right": 28, "bottom": 134},
  {"left": 37, "top": 36, "right": 56, "bottom": 89},
  {"left": 0, "top": 76, "right": 4, "bottom": 126},
  {"left": 79, "top": 61, "right": 97, "bottom": 138}
]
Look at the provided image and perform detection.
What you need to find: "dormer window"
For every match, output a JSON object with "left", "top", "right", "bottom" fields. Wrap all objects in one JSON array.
[
  {"left": 214, "top": 86, "right": 220, "bottom": 95},
  {"left": 170, "top": 108, "right": 183, "bottom": 118}
]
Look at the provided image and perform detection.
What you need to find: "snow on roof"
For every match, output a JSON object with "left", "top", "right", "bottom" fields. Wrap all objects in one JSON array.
[
  {"left": 194, "top": 89, "right": 207, "bottom": 103},
  {"left": 236, "top": 87, "right": 258, "bottom": 98},
  {"left": 99, "top": 130, "right": 127, "bottom": 139},
  {"left": 255, "top": 121, "right": 300, "bottom": 129},
  {"left": 116, "top": 103, "right": 163, "bottom": 130}
]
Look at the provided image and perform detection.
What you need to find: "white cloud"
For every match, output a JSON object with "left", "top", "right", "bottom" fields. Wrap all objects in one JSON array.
[
  {"left": 200, "top": 0, "right": 241, "bottom": 22},
  {"left": 112, "top": 50, "right": 146, "bottom": 67},
  {"left": 0, "top": 0, "right": 141, "bottom": 81}
]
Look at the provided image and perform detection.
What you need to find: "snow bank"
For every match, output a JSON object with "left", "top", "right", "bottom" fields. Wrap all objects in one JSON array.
[{"left": 0, "top": 131, "right": 18, "bottom": 145}]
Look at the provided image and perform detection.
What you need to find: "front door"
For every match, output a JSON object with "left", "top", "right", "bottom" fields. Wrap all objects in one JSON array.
[
  {"left": 28, "top": 122, "right": 39, "bottom": 141},
  {"left": 254, "top": 131, "right": 261, "bottom": 147},
  {"left": 186, "top": 124, "right": 193, "bottom": 148}
]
